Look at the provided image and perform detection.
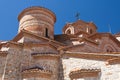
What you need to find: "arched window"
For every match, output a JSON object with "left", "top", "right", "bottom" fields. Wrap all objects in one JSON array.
[
  {"left": 66, "top": 29, "right": 71, "bottom": 34},
  {"left": 106, "top": 49, "right": 113, "bottom": 52},
  {"left": 45, "top": 28, "right": 49, "bottom": 38}
]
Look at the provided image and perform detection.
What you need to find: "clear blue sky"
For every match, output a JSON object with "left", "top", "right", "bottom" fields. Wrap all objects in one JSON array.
[{"left": 0, "top": 0, "right": 120, "bottom": 40}]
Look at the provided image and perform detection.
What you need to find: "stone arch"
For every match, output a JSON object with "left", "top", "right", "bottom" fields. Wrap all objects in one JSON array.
[{"left": 104, "top": 44, "right": 117, "bottom": 52}]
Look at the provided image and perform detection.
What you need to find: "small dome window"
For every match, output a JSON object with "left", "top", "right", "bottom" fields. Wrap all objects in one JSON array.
[
  {"left": 66, "top": 29, "right": 71, "bottom": 34},
  {"left": 90, "top": 29, "right": 93, "bottom": 34}
]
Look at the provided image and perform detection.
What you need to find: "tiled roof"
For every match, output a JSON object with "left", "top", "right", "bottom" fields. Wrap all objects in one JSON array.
[
  {"left": 69, "top": 69, "right": 101, "bottom": 79},
  {"left": 54, "top": 34, "right": 77, "bottom": 44}
]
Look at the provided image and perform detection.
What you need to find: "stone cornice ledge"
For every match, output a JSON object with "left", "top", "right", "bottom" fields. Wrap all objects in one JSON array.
[
  {"left": 31, "top": 52, "right": 60, "bottom": 60},
  {"left": 63, "top": 51, "right": 120, "bottom": 60},
  {"left": 22, "top": 69, "right": 52, "bottom": 79},
  {"left": 69, "top": 69, "right": 101, "bottom": 79}
]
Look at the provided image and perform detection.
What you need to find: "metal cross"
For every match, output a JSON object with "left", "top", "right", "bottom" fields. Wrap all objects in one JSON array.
[{"left": 75, "top": 12, "right": 80, "bottom": 20}]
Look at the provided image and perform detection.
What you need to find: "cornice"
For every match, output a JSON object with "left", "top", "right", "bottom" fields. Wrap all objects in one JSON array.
[
  {"left": 31, "top": 52, "right": 60, "bottom": 60},
  {"left": 106, "top": 58, "right": 120, "bottom": 65},
  {"left": 22, "top": 66, "right": 52, "bottom": 78},
  {"left": 69, "top": 69, "right": 101, "bottom": 79},
  {"left": 63, "top": 51, "right": 120, "bottom": 61}
]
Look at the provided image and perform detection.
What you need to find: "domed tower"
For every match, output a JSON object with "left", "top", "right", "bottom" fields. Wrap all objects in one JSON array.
[
  {"left": 18, "top": 6, "right": 56, "bottom": 39},
  {"left": 63, "top": 20, "right": 97, "bottom": 37}
]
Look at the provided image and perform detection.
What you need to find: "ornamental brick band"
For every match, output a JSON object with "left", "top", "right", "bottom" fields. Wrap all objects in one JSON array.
[
  {"left": 22, "top": 66, "right": 52, "bottom": 79},
  {"left": 69, "top": 69, "right": 101, "bottom": 80},
  {"left": 31, "top": 52, "right": 60, "bottom": 60}
]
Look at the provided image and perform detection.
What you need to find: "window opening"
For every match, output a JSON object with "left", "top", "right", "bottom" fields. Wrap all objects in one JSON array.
[
  {"left": 66, "top": 29, "right": 71, "bottom": 34},
  {"left": 45, "top": 28, "right": 49, "bottom": 38},
  {"left": 90, "top": 29, "right": 93, "bottom": 34}
]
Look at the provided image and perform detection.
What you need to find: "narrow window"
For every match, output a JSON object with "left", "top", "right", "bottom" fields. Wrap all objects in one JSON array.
[
  {"left": 45, "top": 28, "right": 49, "bottom": 38},
  {"left": 90, "top": 29, "right": 93, "bottom": 34}
]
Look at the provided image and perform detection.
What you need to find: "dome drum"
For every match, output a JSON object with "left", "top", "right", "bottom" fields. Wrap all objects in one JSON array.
[{"left": 18, "top": 7, "right": 56, "bottom": 39}]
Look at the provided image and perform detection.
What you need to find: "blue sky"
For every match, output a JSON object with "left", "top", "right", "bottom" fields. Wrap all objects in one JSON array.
[{"left": 0, "top": 0, "right": 120, "bottom": 40}]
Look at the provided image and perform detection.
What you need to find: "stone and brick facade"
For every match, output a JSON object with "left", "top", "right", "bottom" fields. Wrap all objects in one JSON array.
[{"left": 0, "top": 6, "right": 120, "bottom": 80}]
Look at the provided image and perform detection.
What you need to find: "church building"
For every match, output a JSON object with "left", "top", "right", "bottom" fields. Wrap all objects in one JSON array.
[{"left": 0, "top": 6, "right": 120, "bottom": 80}]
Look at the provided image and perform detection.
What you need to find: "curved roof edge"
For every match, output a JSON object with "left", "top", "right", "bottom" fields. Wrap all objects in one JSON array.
[{"left": 18, "top": 6, "right": 56, "bottom": 22}]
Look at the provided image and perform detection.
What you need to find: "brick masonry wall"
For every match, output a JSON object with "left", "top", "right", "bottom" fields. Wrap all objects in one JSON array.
[
  {"left": 20, "top": 46, "right": 59, "bottom": 80},
  {"left": 100, "top": 37, "right": 120, "bottom": 52},
  {"left": 34, "top": 59, "right": 60, "bottom": 80},
  {"left": 2, "top": 47, "right": 23, "bottom": 80},
  {"left": 0, "top": 43, "right": 59, "bottom": 80}
]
